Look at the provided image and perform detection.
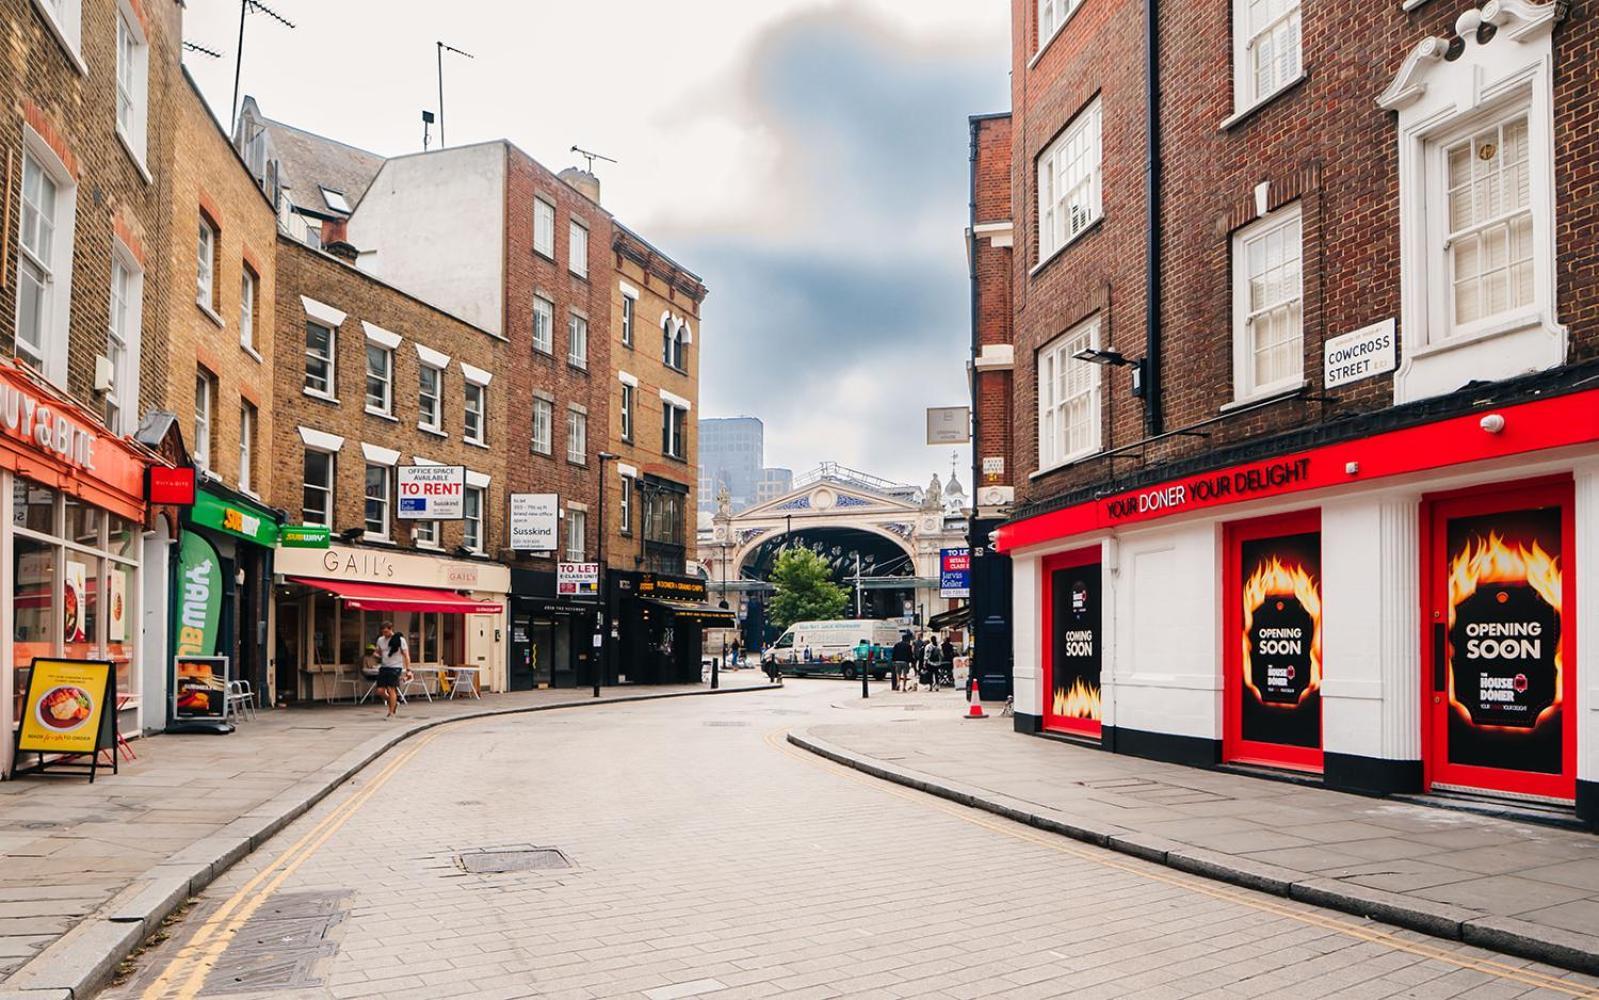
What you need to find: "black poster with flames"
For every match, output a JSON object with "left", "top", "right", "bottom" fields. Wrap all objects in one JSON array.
[
  {"left": 1239, "top": 532, "right": 1321, "bottom": 749},
  {"left": 1050, "top": 564, "right": 1102, "bottom": 726},
  {"left": 1446, "top": 507, "right": 1563, "bottom": 775}
]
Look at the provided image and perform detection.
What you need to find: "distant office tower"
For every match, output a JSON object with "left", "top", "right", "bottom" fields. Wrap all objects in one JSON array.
[
  {"left": 756, "top": 467, "right": 793, "bottom": 504},
  {"left": 698, "top": 417, "right": 764, "bottom": 511}
]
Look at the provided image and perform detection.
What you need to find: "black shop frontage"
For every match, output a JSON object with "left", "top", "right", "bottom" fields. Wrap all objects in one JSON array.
[
  {"left": 610, "top": 571, "right": 736, "bottom": 684},
  {"left": 507, "top": 568, "right": 599, "bottom": 690}
]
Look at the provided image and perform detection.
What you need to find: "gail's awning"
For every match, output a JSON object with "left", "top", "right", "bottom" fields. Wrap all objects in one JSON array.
[{"left": 288, "top": 577, "right": 503, "bottom": 615}]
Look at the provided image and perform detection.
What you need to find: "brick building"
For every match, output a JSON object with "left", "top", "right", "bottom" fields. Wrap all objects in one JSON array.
[{"left": 986, "top": 0, "right": 1599, "bottom": 825}]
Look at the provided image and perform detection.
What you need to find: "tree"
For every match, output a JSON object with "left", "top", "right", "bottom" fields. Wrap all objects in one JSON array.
[{"left": 767, "top": 547, "right": 849, "bottom": 630}]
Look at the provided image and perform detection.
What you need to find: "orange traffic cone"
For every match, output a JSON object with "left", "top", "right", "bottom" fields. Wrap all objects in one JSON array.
[{"left": 964, "top": 677, "right": 987, "bottom": 719}]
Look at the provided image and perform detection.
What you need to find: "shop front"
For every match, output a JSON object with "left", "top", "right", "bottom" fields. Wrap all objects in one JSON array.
[
  {"left": 611, "top": 571, "right": 737, "bottom": 684},
  {"left": 272, "top": 544, "right": 508, "bottom": 699},
  {"left": 1, "top": 362, "right": 158, "bottom": 777},
  {"left": 997, "top": 387, "right": 1599, "bottom": 827},
  {"left": 507, "top": 569, "right": 599, "bottom": 690}
]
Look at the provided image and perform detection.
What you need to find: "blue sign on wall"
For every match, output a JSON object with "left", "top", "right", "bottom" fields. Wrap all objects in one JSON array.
[{"left": 940, "top": 547, "right": 971, "bottom": 599}]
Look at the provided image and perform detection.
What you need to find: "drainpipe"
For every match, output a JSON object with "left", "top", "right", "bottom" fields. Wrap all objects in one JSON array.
[
  {"left": 1143, "top": 0, "right": 1164, "bottom": 437},
  {"left": 967, "top": 119, "right": 982, "bottom": 538}
]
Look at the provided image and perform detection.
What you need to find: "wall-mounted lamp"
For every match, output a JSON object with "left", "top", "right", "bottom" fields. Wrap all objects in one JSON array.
[
  {"left": 1073, "top": 348, "right": 1150, "bottom": 398},
  {"left": 1479, "top": 413, "right": 1506, "bottom": 434}
]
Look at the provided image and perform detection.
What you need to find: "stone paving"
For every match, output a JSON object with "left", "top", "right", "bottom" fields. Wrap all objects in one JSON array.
[
  {"left": 0, "top": 672, "right": 773, "bottom": 987},
  {"left": 102, "top": 680, "right": 1599, "bottom": 998}
]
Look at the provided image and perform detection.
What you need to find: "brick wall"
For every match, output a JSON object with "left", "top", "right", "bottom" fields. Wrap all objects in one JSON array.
[{"left": 972, "top": 114, "right": 1015, "bottom": 498}]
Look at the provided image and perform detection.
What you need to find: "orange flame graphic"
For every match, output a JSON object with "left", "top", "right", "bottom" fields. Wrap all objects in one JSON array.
[
  {"left": 1241, "top": 556, "right": 1322, "bottom": 708},
  {"left": 1052, "top": 677, "right": 1101, "bottom": 720},
  {"left": 1446, "top": 532, "right": 1562, "bottom": 730}
]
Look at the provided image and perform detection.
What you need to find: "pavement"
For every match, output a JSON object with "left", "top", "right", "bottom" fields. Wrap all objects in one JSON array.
[
  {"left": 789, "top": 688, "right": 1599, "bottom": 977},
  {"left": 98, "top": 678, "right": 1599, "bottom": 999},
  {"left": 0, "top": 672, "right": 776, "bottom": 999}
]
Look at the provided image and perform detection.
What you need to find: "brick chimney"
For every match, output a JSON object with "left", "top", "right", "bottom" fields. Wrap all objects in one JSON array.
[{"left": 558, "top": 166, "right": 601, "bottom": 205}]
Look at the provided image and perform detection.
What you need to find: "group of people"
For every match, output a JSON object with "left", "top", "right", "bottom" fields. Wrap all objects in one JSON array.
[{"left": 888, "top": 632, "right": 960, "bottom": 692}]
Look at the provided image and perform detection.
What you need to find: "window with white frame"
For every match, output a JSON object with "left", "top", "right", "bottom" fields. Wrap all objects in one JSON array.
[
  {"left": 194, "top": 369, "right": 216, "bottom": 470},
  {"left": 114, "top": 4, "right": 147, "bottom": 164},
  {"left": 1037, "top": 316, "right": 1102, "bottom": 470},
  {"left": 619, "top": 474, "right": 632, "bottom": 534},
  {"left": 532, "top": 397, "right": 553, "bottom": 455},
  {"left": 662, "top": 404, "right": 687, "bottom": 460},
  {"left": 302, "top": 450, "right": 334, "bottom": 525},
  {"left": 240, "top": 266, "right": 257, "bottom": 352},
  {"left": 463, "top": 487, "right": 484, "bottom": 552},
  {"left": 565, "top": 508, "right": 586, "bottom": 562},
  {"left": 16, "top": 144, "right": 75, "bottom": 382},
  {"left": 464, "top": 382, "right": 486, "bottom": 444},
  {"left": 319, "top": 187, "right": 350, "bottom": 213},
  {"left": 533, "top": 295, "right": 554, "bottom": 354},
  {"left": 620, "top": 382, "right": 634, "bottom": 441},
  {"left": 413, "top": 518, "right": 438, "bottom": 548},
  {"left": 621, "top": 293, "right": 634, "bottom": 347},
  {"left": 364, "top": 464, "right": 390, "bottom": 539},
  {"left": 568, "top": 313, "right": 588, "bottom": 368},
  {"left": 534, "top": 198, "right": 555, "bottom": 257},
  {"left": 305, "top": 321, "right": 335, "bottom": 395},
  {"left": 1037, "top": 98, "right": 1102, "bottom": 262},
  {"left": 104, "top": 249, "right": 142, "bottom": 434},
  {"left": 239, "top": 400, "right": 256, "bottom": 493},
  {"left": 569, "top": 220, "right": 589, "bottom": 277},
  {"left": 365, "top": 344, "right": 393, "bottom": 415},
  {"left": 1037, "top": 0, "right": 1080, "bottom": 49},
  {"left": 1234, "top": 0, "right": 1301, "bottom": 113},
  {"left": 196, "top": 214, "right": 218, "bottom": 312},
  {"left": 419, "top": 364, "right": 443, "bottom": 431},
  {"left": 1232, "top": 203, "right": 1303, "bottom": 400},
  {"left": 567, "top": 408, "right": 587, "bottom": 464},
  {"left": 1444, "top": 114, "right": 1535, "bottom": 332}
]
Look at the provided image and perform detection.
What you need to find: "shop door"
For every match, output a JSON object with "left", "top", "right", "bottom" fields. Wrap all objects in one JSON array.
[
  {"left": 1423, "top": 480, "right": 1575, "bottom": 801},
  {"left": 508, "top": 613, "right": 535, "bottom": 691},
  {"left": 1041, "top": 547, "right": 1103, "bottom": 738},
  {"left": 1223, "top": 511, "right": 1323, "bottom": 771}
]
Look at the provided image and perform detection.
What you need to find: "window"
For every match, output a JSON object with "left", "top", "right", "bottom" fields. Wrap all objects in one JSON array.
[
  {"left": 364, "top": 344, "right": 393, "bottom": 415},
  {"left": 1232, "top": 203, "right": 1303, "bottom": 400},
  {"left": 303, "top": 450, "right": 334, "bottom": 526},
  {"left": 419, "top": 364, "right": 443, "bottom": 431},
  {"left": 239, "top": 267, "right": 257, "bottom": 352},
  {"left": 31, "top": 0, "right": 82, "bottom": 64},
  {"left": 567, "top": 408, "right": 587, "bottom": 464},
  {"left": 533, "top": 198, "right": 555, "bottom": 257},
  {"left": 463, "top": 487, "right": 483, "bottom": 553},
  {"left": 533, "top": 295, "right": 554, "bottom": 354},
  {"left": 1038, "top": 0, "right": 1079, "bottom": 48},
  {"left": 305, "top": 321, "right": 335, "bottom": 396},
  {"left": 194, "top": 369, "right": 216, "bottom": 470},
  {"left": 568, "top": 313, "right": 588, "bottom": 368},
  {"left": 621, "top": 294, "right": 634, "bottom": 347},
  {"left": 414, "top": 519, "right": 439, "bottom": 548},
  {"left": 661, "top": 319, "right": 686, "bottom": 370},
  {"left": 1037, "top": 99, "right": 1102, "bottom": 262},
  {"left": 320, "top": 187, "right": 351, "bottom": 213},
  {"left": 464, "top": 382, "right": 486, "bottom": 444},
  {"left": 115, "top": 6, "right": 147, "bottom": 163},
  {"left": 1234, "top": 0, "right": 1301, "bottom": 112},
  {"left": 104, "top": 250, "right": 142, "bottom": 434},
  {"left": 565, "top": 509, "right": 586, "bottom": 562},
  {"left": 662, "top": 404, "right": 687, "bottom": 460},
  {"left": 643, "top": 486, "right": 686, "bottom": 548},
  {"left": 532, "top": 397, "right": 553, "bottom": 455},
  {"left": 620, "top": 382, "right": 634, "bottom": 441},
  {"left": 1445, "top": 115, "right": 1534, "bottom": 331},
  {"left": 569, "top": 220, "right": 588, "bottom": 277},
  {"left": 364, "top": 464, "right": 390, "bottom": 539},
  {"left": 662, "top": 318, "right": 673, "bottom": 366},
  {"left": 17, "top": 146, "right": 73, "bottom": 380},
  {"left": 196, "top": 215, "right": 218, "bottom": 311},
  {"left": 239, "top": 401, "right": 256, "bottom": 493},
  {"left": 619, "top": 475, "right": 632, "bottom": 534},
  {"left": 1037, "top": 316, "right": 1102, "bottom": 470}
]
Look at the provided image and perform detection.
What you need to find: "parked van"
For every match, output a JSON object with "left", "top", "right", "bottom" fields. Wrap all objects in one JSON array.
[{"left": 764, "top": 619, "right": 901, "bottom": 679}]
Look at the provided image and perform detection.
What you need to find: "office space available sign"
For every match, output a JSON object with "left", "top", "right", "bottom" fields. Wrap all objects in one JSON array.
[
  {"left": 1239, "top": 531, "right": 1322, "bottom": 751},
  {"left": 940, "top": 547, "right": 971, "bottom": 598},
  {"left": 509, "top": 494, "right": 559, "bottom": 550},
  {"left": 398, "top": 465, "right": 464, "bottom": 520}
]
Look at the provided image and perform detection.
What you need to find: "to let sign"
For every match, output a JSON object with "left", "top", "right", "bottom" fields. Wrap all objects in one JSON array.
[
  {"left": 398, "top": 465, "right": 464, "bottom": 520},
  {"left": 557, "top": 562, "right": 600, "bottom": 597},
  {"left": 940, "top": 547, "right": 971, "bottom": 599},
  {"left": 1324, "top": 318, "right": 1396, "bottom": 389}
]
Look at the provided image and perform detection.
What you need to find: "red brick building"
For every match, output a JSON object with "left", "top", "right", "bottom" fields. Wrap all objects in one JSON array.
[{"left": 986, "top": 0, "right": 1599, "bottom": 825}]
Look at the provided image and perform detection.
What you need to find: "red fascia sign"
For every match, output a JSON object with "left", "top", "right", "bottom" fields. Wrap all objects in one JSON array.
[
  {"left": 996, "top": 388, "right": 1599, "bottom": 553},
  {"left": 147, "top": 465, "right": 196, "bottom": 506}
]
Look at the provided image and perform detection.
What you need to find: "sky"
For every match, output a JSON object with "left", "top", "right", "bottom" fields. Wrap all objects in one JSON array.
[{"left": 182, "top": 1, "right": 1010, "bottom": 488}]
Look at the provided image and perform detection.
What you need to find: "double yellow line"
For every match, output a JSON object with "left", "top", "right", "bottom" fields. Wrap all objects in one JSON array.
[
  {"left": 766, "top": 729, "right": 1599, "bottom": 998},
  {"left": 138, "top": 733, "right": 439, "bottom": 1000}
]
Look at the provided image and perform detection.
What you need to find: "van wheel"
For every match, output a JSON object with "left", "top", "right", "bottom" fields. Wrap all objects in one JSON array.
[
  {"left": 873, "top": 671, "right": 887, "bottom": 681},
  {"left": 843, "top": 665, "right": 857, "bottom": 680}
]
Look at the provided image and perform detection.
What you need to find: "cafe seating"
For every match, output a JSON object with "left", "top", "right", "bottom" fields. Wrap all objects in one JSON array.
[
  {"left": 447, "top": 666, "right": 481, "bottom": 700},
  {"left": 225, "top": 680, "right": 258, "bottom": 722}
]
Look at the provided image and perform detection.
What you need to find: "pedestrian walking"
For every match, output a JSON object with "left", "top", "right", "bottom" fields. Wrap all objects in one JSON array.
[
  {"left": 891, "top": 632, "right": 913, "bottom": 691},
  {"left": 940, "top": 635, "right": 956, "bottom": 688},
  {"left": 374, "top": 621, "right": 409, "bottom": 719},
  {"left": 925, "top": 638, "right": 943, "bottom": 692},
  {"left": 730, "top": 637, "right": 741, "bottom": 667}
]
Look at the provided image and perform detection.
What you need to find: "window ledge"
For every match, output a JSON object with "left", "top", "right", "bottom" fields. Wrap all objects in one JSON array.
[
  {"left": 419, "top": 423, "right": 447, "bottom": 438},
  {"left": 465, "top": 439, "right": 490, "bottom": 450},
  {"left": 1221, "top": 379, "right": 1306, "bottom": 412},
  {"left": 415, "top": 541, "right": 442, "bottom": 551},
  {"left": 1219, "top": 73, "right": 1309, "bottom": 131},
  {"left": 1029, "top": 448, "right": 1103, "bottom": 480},
  {"left": 303, "top": 388, "right": 340, "bottom": 404},
  {"left": 568, "top": 361, "right": 590, "bottom": 374},
  {"left": 363, "top": 535, "right": 397, "bottom": 546},
  {"left": 365, "top": 408, "right": 399, "bottom": 422},
  {"left": 116, "top": 130, "right": 152, "bottom": 185},
  {"left": 1411, "top": 311, "right": 1553, "bottom": 361},
  {"left": 568, "top": 458, "right": 588, "bottom": 468},
  {"left": 532, "top": 446, "right": 553, "bottom": 457},
  {"left": 1029, "top": 215, "right": 1104, "bottom": 278},
  {"left": 197, "top": 301, "right": 225, "bottom": 328},
  {"left": 534, "top": 247, "right": 554, "bottom": 262},
  {"left": 240, "top": 342, "right": 263, "bottom": 364},
  {"left": 1401, "top": 0, "right": 1431, "bottom": 9},
  {"left": 1026, "top": 0, "right": 1087, "bottom": 70},
  {"left": 569, "top": 270, "right": 589, "bottom": 282}
]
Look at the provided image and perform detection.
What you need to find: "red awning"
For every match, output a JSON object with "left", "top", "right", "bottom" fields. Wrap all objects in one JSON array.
[{"left": 288, "top": 577, "right": 503, "bottom": 614}]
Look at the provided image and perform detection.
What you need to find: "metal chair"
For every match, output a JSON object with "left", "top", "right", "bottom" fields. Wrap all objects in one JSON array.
[
  {"left": 328, "top": 664, "right": 363, "bottom": 704},
  {"left": 225, "top": 680, "right": 257, "bottom": 722}
]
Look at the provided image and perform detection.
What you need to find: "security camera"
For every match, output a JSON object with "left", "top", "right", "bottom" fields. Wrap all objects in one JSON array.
[{"left": 1479, "top": 413, "right": 1506, "bottom": 434}]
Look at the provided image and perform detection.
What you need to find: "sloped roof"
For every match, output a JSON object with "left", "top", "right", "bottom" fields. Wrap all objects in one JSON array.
[{"left": 241, "top": 97, "right": 384, "bottom": 219}]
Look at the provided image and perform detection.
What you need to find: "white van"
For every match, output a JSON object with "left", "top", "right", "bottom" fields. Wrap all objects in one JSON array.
[{"left": 765, "top": 619, "right": 902, "bottom": 679}]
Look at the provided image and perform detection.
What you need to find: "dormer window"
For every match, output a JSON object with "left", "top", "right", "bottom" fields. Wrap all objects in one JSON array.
[{"left": 320, "top": 187, "right": 351, "bottom": 214}]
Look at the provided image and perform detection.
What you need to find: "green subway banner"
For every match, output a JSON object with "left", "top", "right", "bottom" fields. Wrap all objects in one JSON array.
[
  {"left": 280, "top": 524, "right": 331, "bottom": 548},
  {"left": 175, "top": 532, "right": 223, "bottom": 659}
]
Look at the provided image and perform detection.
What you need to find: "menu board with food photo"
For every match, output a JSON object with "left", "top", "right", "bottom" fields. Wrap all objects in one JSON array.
[
  {"left": 174, "top": 655, "right": 229, "bottom": 722},
  {"left": 13, "top": 658, "right": 115, "bottom": 775}
]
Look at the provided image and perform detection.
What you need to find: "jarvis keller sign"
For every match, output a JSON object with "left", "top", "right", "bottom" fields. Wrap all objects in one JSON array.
[{"left": 1104, "top": 458, "right": 1311, "bottom": 522}]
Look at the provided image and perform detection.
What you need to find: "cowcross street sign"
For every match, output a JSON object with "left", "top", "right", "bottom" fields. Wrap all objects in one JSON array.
[{"left": 398, "top": 465, "right": 465, "bottom": 520}]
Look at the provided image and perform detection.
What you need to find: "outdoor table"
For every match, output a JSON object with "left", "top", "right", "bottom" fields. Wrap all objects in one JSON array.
[
  {"left": 402, "top": 666, "right": 439, "bottom": 702},
  {"left": 447, "top": 666, "right": 481, "bottom": 699}
]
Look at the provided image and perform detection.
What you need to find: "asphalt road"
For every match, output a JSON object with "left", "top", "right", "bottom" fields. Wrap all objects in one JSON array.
[{"left": 105, "top": 679, "right": 1599, "bottom": 999}]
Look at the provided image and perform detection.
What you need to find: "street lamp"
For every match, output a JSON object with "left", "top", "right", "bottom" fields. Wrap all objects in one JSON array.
[{"left": 595, "top": 451, "right": 618, "bottom": 698}]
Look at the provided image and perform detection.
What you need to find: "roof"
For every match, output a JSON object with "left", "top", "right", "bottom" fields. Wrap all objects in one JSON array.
[{"left": 239, "top": 96, "right": 385, "bottom": 219}]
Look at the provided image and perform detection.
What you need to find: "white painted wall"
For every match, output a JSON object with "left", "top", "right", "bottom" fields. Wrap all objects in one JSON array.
[
  {"left": 1576, "top": 461, "right": 1599, "bottom": 790},
  {"left": 1012, "top": 554, "right": 1041, "bottom": 716},
  {"left": 140, "top": 519, "right": 172, "bottom": 734},
  {"left": 345, "top": 143, "right": 507, "bottom": 337}
]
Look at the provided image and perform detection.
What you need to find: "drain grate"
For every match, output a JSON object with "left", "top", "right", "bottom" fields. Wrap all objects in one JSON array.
[
  {"left": 199, "top": 890, "right": 350, "bottom": 994},
  {"left": 456, "top": 847, "right": 572, "bottom": 873}
]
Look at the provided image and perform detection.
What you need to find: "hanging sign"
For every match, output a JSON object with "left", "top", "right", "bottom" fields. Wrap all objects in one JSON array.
[
  {"left": 280, "top": 524, "right": 331, "bottom": 548},
  {"left": 398, "top": 465, "right": 465, "bottom": 520},
  {"left": 510, "top": 493, "right": 559, "bottom": 551},
  {"left": 940, "top": 547, "right": 971, "bottom": 599},
  {"left": 926, "top": 406, "right": 970, "bottom": 445}
]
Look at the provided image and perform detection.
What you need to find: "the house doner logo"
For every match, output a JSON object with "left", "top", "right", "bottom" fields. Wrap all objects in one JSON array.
[
  {"left": 1242, "top": 555, "right": 1321, "bottom": 709},
  {"left": 1447, "top": 530, "right": 1561, "bottom": 732}
]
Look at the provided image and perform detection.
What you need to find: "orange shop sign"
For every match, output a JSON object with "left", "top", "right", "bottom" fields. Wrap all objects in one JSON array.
[{"left": 0, "top": 362, "right": 148, "bottom": 519}]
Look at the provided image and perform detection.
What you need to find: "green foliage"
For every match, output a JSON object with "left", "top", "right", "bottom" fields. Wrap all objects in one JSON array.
[{"left": 767, "top": 547, "right": 849, "bottom": 630}]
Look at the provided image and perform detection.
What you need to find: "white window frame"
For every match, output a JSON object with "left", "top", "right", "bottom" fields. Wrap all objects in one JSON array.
[
  {"left": 567, "top": 407, "right": 587, "bottom": 465},
  {"left": 364, "top": 343, "right": 394, "bottom": 416},
  {"left": 302, "top": 448, "right": 335, "bottom": 527},
  {"left": 364, "top": 463, "right": 391, "bottom": 540},
  {"left": 621, "top": 288, "right": 636, "bottom": 347},
  {"left": 413, "top": 518, "right": 439, "bottom": 549},
  {"left": 1036, "top": 98, "right": 1102, "bottom": 266},
  {"left": 533, "top": 295, "right": 554, "bottom": 354},
  {"left": 196, "top": 214, "right": 218, "bottom": 312},
  {"left": 533, "top": 198, "right": 555, "bottom": 258},
  {"left": 463, "top": 382, "right": 487, "bottom": 445},
  {"left": 29, "top": 0, "right": 84, "bottom": 72},
  {"left": 1231, "top": 202, "right": 1305, "bottom": 402},
  {"left": 239, "top": 266, "right": 257, "bottom": 353},
  {"left": 320, "top": 186, "right": 351, "bottom": 213},
  {"left": 568, "top": 313, "right": 588, "bottom": 369},
  {"left": 532, "top": 397, "right": 553, "bottom": 455},
  {"left": 463, "top": 486, "right": 484, "bottom": 553},
  {"left": 1232, "top": 0, "right": 1302, "bottom": 116},
  {"left": 15, "top": 133, "right": 77, "bottom": 386},
  {"left": 238, "top": 400, "right": 256, "bottom": 494},
  {"left": 104, "top": 243, "right": 143, "bottom": 435},
  {"left": 1037, "top": 0, "right": 1081, "bottom": 52},
  {"left": 418, "top": 363, "right": 443, "bottom": 433},
  {"left": 565, "top": 508, "right": 586, "bottom": 562},
  {"left": 304, "top": 320, "right": 336, "bottom": 398},
  {"left": 620, "top": 382, "right": 634, "bottom": 441},
  {"left": 569, "top": 219, "right": 589, "bottom": 277},
  {"left": 619, "top": 474, "right": 633, "bottom": 534},
  {"left": 662, "top": 404, "right": 687, "bottom": 460},
  {"left": 194, "top": 369, "right": 215, "bottom": 471},
  {"left": 114, "top": 2, "right": 148, "bottom": 171},
  {"left": 1036, "top": 315, "right": 1103, "bottom": 472}
]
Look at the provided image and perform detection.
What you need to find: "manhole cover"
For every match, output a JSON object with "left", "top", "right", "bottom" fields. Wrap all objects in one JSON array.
[
  {"left": 199, "top": 890, "right": 350, "bottom": 994},
  {"left": 456, "top": 848, "right": 571, "bottom": 873}
]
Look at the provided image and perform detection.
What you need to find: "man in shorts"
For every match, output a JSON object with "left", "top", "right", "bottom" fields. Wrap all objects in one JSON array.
[{"left": 375, "top": 621, "right": 409, "bottom": 718}]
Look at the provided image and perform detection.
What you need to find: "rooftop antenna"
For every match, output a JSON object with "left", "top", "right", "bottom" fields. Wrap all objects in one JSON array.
[
  {"left": 436, "top": 41, "right": 475, "bottom": 148},
  {"left": 570, "top": 145, "right": 617, "bottom": 173},
  {"left": 231, "top": 1, "right": 295, "bottom": 135},
  {"left": 421, "top": 110, "right": 435, "bottom": 151},
  {"left": 183, "top": 40, "right": 223, "bottom": 58}
]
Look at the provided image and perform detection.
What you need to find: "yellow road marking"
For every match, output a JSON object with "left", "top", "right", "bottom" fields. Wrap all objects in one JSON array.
[{"left": 766, "top": 728, "right": 1599, "bottom": 998}]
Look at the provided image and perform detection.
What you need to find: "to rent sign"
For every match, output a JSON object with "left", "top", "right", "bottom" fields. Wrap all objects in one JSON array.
[{"left": 398, "top": 465, "right": 464, "bottom": 520}]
